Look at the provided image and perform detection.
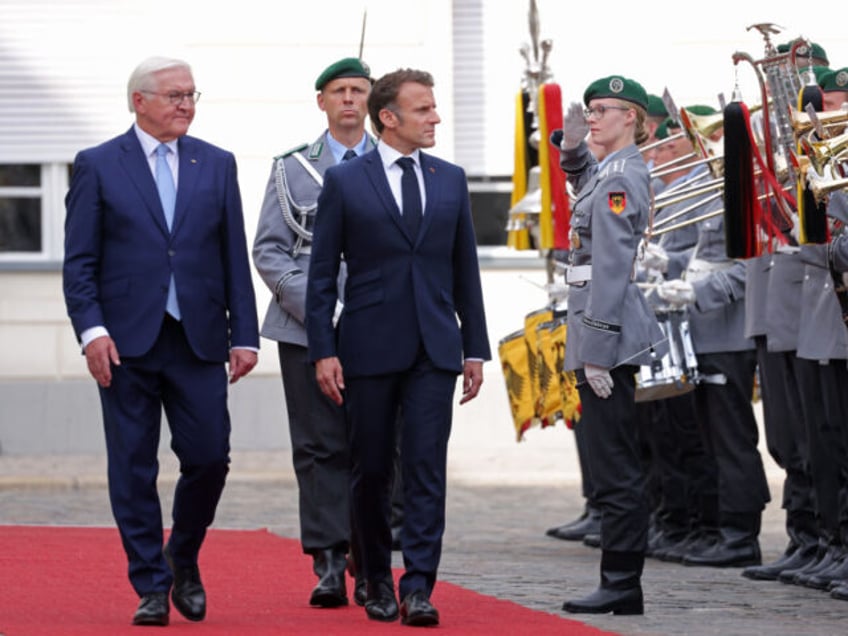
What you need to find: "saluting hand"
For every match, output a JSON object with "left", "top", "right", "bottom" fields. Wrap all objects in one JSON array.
[{"left": 562, "top": 102, "right": 590, "bottom": 150}]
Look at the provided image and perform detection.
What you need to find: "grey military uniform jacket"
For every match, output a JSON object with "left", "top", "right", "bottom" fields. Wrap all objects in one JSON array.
[
  {"left": 798, "top": 192, "right": 848, "bottom": 361},
  {"left": 685, "top": 205, "right": 753, "bottom": 354},
  {"left": 655, "top": 164, "right": 711, "bottom": 281},
  {"left": 252, "top": 131, "right": 376, "bottom": 346},
  {"left": 560, "top": 142, "right": 666, "bottom": 372}
]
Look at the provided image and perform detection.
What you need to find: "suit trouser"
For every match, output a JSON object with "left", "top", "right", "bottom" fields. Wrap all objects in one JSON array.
[
  {"left": 344, "top": 349, "right": 456, "bottom": 600},
  {"left": 755, "top": 338, "right": 816, "bottom": 539},
  {"left": 99, "top": 315, "right": 230, "bottom": 596},
  {"left": 693, "top": 350, "right": 770, "bottom": 516},
  {"left": 577, "top": 365, "right": 649, "bottom": 553},
  {"left": 278, "top": 342, "right": 351, "bottom": 554}
]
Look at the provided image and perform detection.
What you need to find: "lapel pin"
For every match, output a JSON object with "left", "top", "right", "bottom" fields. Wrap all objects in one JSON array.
[
  {"left": 190, "top": 158, "right": 197, "bottom": 164},
  {"left": 428, "top": 166, "right": 435, "bottom": 174}
]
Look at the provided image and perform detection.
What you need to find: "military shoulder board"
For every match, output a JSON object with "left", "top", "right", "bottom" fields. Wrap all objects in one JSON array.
[{"left": 274, "top": 143, "right": 309, "bottom": 161}]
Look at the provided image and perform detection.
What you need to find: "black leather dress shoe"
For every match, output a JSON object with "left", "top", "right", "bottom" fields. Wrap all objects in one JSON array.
[
  {"left": 546, "top": 510, "right": 602, "bottom": 542},
  {"left": 400, "top": 590, "right": 440, "bottom": 626},
  {"left": 310, "top": 548, "right": 348, "bottom": 608},
  {"left": 364, "top": 578, "right": 399, "bottom": 622},
  {"left": 132, "top": 592, "right": 169, "bottom": 626},
  {"left": 354, "top": 577, "right": 368, "bottom": 607},
  {"left": 164, "top": 545, "right": 206, "bottom": 621},
  {"left": 583, "top": 532, "right": 601, "bottom": 548},
  {"left": 562, "top": 586, "right": 643, "bottom": 615}
]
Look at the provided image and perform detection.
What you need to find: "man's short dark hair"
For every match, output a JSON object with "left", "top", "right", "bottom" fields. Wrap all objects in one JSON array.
[{"left": 367, "top": 68, "right": 434, "bottom": 134}]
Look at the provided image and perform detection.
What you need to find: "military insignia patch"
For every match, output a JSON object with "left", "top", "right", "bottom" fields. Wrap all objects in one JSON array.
[{"left": 608, "top": 192, "right": 626, "bottom": 214}]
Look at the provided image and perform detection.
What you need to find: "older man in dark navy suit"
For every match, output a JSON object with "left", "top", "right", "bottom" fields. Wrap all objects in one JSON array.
[
  {"left": 63, "top": 56, "right": 259, "bottom": 626},
  {"left": 306, "top": 68, "right": 490, "bottom": 627}
]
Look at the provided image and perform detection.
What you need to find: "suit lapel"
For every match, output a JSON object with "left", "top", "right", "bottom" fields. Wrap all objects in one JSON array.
[
  {"left": 363, "top": 151, "right": 410, "bottom": 239},
  {"left": 418, "top": 153, "right": 438, "bottom": 242},
  {"left": 172, "top": 136, "right": 201, "bottom": 236},
  {"left": 118, "top": 129, "right": 169, "bottom": 236}
]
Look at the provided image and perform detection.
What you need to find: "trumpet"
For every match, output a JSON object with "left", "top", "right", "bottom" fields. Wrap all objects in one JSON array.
[
  {"left": 791, "top": 108, "right": 848, "bottom": 139},
  {"left": 800, "top": 131, "right": 848, "bottom": 176}
]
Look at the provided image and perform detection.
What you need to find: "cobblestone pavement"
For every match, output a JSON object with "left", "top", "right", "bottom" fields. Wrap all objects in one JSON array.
[{"left": 2, "top": 448, "right": 846, "bottom": 636}]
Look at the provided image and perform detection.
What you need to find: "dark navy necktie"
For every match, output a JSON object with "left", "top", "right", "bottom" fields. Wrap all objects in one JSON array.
[
  {"left": 396, "top": 157, "right": 422, "bottom": 238},
  {"left": 342, "top": 149, "right": 357, "bottom": 161}
]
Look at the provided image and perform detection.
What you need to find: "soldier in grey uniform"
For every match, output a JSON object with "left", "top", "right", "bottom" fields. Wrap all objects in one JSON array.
[
  {"left": 252, "top": 57, "right": 375, "bottom": 608},
  {"left": 639, "top": 114, "right": 719, "bottom": 562},
  {"left": 823, "top": 196, "right": 848, "bottom": 600},
  {"left": 791, "top": 193, "right": 848, "bottom": 592},
  {"left": 743, "top": 62, "right": 846, "bottom": 585},
  {"left": 657, "top": 166, "right": 771, "bottom": 569},
  {"left": 554, "top": 75, "right": 666, "bottom": 616}
]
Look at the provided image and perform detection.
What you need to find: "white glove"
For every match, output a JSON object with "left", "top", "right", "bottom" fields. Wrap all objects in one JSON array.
[
  {"left": 657, "top": 279, "right": 696, "bottom": 307},
  {"left": 562, "top": 102, "right": 589, "bottom": 150},
  {"left": 641, "top": 242, "right": 669, "bottom": 273},
  {"left": 584, "top": 363, "right": 613, "bottom": 399}
]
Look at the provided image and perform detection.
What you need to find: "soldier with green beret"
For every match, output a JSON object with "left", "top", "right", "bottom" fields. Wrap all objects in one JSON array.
[
  {"left": 253, "top": 56, "right": 377, "bottom": 609},
  {"left": 643, "top": 93, "right": 669, "bottom": 168},
  {"left": 778, "top": 40, "right": 829, "bottom": 67},
  {"left": 818, "top": 67, "right": 848, "bottom": 110},
  {"left": 553, "top": 75, "right": 666, "bottom": 615}
]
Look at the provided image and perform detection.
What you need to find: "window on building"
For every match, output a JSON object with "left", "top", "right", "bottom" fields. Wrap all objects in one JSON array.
[{"left": 0, "top": 163, "right": 68, "bottom": 266}]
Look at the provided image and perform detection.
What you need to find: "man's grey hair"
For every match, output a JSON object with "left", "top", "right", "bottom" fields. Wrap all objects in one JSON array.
[{"left": 127, "top": 56, "right": 193, "bottom": 113}]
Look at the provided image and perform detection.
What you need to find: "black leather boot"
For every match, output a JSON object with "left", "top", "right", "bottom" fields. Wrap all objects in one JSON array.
[
  {"left": 562, "top": 550, "right": 644, "bottom": 615},
  {"left": 310, "top": 548, "right": 348, "bottom": 607},
  {"left": 779, "top": 540, "right": 828, "bottom": 584},
  {"left": 683, "top": 512, "right": 762, "bottom": 568},
  {"left": 743, "top": 523, "right": 818, "bottom": 581},
  {"left": 796, "top": 543, "right": 844, "bottom": 587}
]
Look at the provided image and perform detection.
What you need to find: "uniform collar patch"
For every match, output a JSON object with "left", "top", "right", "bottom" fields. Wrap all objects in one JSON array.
[
  {"left": 308, "top": 141, "right": 324, "bottom": 159},
  {"left": 608, "top": 192, "right": 626, "bottom": 214}
]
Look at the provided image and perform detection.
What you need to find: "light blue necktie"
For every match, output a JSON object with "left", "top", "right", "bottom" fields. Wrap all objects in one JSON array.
[{"left": 155, "top": 143, "right": 181, "bottom": 320}]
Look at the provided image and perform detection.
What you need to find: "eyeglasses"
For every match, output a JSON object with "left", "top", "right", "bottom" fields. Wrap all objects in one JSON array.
[
  {"left": 583, "top": 105, "right": 630, "bottom": 119},
  {"left": 141, "top": 90, "right": 202, "bottom": 105}
]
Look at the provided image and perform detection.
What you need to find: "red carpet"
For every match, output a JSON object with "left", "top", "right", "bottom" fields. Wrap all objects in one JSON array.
[{"left": 0, "top": 525, "right": 618, "bottom": 635}]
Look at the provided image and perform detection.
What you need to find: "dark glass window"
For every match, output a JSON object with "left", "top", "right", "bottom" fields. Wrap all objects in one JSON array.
[{"left": 0, "top": 164, "right": 42, "bottom": 253}]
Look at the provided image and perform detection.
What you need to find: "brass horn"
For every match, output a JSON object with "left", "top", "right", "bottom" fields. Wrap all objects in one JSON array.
[
  {"left": 792, "top": 108, "right": 848, "bottom": 138},
  {"left": 800, "top": 131, "right": 848, "bottom": 176}
]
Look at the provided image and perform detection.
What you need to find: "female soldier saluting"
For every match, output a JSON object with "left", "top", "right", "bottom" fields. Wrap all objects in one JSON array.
[{"left": 553, "top": 75, "right": 666, "bottom": 615}]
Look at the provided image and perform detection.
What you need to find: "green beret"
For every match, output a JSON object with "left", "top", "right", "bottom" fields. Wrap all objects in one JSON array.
[
  {"left": 655, "top": 116, "right": 681, "bottom": 140},
  {"left": 583, "top": 75, "right": 648, "bottom": 110},
  {"left": 314, "top": 57, "right": 371, "bottom": 91},
  {"left": 647, "top": 94, "right": 668, "bottom": 117},
  {"left": 819, "top": 68, "right": 848, "bottom": 92},
  {"left": 811, "top": 66, "right": 832, "bottom": 83},
  {"left": 778, "top": 40, "right": 829, "bottom": 65},
  {"left": 683, "top": 104, "right": 717, "bottom": 117}
]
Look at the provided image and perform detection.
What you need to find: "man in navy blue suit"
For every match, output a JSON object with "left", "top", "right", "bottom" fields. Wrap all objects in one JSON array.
[
  {"left": 306, "top": 68, "right": 490, "bottom": 627},
  {"left": 62, "top": 56, "right": 259, "bottom": 626}
]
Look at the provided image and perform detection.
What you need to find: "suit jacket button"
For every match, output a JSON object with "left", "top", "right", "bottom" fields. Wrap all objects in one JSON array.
[{"left": 168, "top": 249, "right": 176, "bottom": 256}]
